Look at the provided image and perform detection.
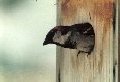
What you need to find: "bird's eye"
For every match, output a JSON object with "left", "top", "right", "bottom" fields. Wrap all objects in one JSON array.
[{"left": 51, "top": 30, "right": 54, "bottom": 33}]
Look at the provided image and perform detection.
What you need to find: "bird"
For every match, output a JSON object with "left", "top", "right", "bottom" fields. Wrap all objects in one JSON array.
[{"left": 43, "top": 23, "right": 95, "bottom": 56}]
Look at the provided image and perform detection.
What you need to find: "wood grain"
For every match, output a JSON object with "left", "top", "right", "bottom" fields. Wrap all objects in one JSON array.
[{"left": 56, "top": 0, "right": 117, "bottom": 82}]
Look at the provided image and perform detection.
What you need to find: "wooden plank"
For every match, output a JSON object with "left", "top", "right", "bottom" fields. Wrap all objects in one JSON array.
[{"left": 56, "top": 0, "right": 117, "bottom": 82}]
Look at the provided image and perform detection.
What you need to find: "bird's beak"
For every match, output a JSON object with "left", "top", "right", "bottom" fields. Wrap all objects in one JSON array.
[
  {"left": 43, "top": 40, "right": 50, "bottom": 46},
  {"left": 43, "top": 41, "right": 47, "bottom": 46}
]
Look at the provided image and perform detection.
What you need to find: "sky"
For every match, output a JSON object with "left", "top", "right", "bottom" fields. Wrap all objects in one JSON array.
[{"left": 0, "top": 0, "right": 56, "bottom": 82}]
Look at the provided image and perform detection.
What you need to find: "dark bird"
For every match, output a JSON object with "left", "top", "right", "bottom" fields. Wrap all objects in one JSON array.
[{"left": 43, "top": 23, "right": 95, "bottom": 56}]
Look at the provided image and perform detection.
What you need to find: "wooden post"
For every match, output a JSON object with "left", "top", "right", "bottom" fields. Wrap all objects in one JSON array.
[{"left": 56, "top": 0, "right": 117, "bottom": 82}]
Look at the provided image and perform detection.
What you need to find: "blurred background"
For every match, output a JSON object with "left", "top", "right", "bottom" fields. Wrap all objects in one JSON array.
[{"left": 0, "top": 0, "right": 56, "bottom": 82}]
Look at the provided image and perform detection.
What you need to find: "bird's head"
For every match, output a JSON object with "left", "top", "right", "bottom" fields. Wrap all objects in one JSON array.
[
  {"left": 43, "top": 28, "right": 56, "bottom": 45},
  {"left": 43, "top": 26, "right": 70, "bottom": 46},
  {"left": 43, "top": 26, "right": 62, "bottom": 46}
]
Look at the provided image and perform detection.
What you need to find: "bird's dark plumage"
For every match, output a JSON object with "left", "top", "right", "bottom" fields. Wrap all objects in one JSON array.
[{"left": 43, "top": 23, "right": 95, "bottom": 55}]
